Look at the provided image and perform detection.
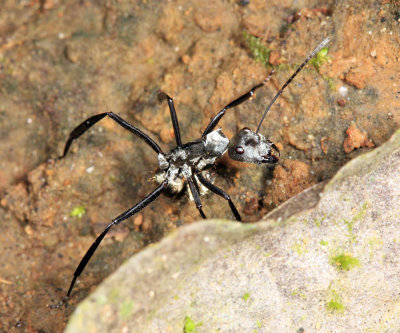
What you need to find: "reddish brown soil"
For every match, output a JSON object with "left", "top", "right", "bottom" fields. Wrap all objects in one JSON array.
[{"left": 0, "top": 0, "right": 399, "bottom": 331}]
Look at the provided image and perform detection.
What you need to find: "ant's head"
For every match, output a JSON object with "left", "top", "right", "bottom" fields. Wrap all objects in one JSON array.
[
  {"left": 228, "top": 37, "right": 331, "bottom": 165},
  {"left": 228, "top": 127, "right": 279, "bottom": 164}
]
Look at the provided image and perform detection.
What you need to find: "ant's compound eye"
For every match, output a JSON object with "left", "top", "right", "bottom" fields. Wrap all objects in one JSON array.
[{"left": 235, "top": 146, "right": 244, "bottom": 155}]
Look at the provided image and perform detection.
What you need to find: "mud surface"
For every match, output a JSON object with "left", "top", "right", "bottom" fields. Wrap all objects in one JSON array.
[{"left": 0, "top": 0, "right": 399, "bottom": 331}]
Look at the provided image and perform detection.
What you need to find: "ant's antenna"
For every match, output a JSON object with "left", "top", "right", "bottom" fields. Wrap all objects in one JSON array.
[{"left": 256, "top": 37, "right": 331, "bottom": 134}]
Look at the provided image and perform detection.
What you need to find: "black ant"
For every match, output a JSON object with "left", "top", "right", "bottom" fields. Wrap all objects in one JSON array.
[{"left": 60, "top": 37, "right": 330, "bottom": 297}]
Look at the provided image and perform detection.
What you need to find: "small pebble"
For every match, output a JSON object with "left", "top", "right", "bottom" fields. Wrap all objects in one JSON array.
[
  {"left": 24, "top": 225, "right": 33, "bottom": 236},
  {"left": 339, "top": 86, "right": 348, "bottom": 97}
]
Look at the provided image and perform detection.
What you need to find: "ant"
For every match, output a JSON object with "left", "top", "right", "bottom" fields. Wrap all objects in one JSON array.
[{"left": 60, "top": 37, "right": 330, "bottom": 297}]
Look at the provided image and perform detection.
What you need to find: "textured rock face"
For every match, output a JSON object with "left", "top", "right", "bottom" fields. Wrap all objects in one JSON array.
[{"left": 66, "top": 130, "right": 400, "bottom": 332}]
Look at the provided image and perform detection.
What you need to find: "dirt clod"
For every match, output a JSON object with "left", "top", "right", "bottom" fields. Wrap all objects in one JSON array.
[
  {"left": 343, "top": 125, "right": 374, "bottom": 153},
  {"left": 264, "top": 159, "right": 316, "bottom": 207}
]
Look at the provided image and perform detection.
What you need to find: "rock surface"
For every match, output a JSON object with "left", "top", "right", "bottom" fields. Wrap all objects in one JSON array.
[{"left": 66, "top": 130, "right": 400, "bottom": 332}]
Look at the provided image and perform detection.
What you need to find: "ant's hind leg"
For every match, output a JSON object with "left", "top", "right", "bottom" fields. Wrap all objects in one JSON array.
[
  {"left": 196, "top": 173, "right": 242, "bottom": 222},
  {"left": 66, "top": 180, "right": 168, "bottom": 297},
  {"left": 188, "top": 178, "right": 207, "bottom": 219},
  {"left": 60, "top": 112, "right": 163, "bottom": 159}
]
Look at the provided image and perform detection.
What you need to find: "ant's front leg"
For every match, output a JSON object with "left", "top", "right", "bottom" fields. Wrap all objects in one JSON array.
[{"left": 202, "top": 71, "right": 274, "bottom": 136}]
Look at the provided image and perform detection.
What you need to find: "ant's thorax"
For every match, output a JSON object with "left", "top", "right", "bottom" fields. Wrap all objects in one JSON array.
[{"left": 155, "top": 128, "right": 229, "bottom": 194}]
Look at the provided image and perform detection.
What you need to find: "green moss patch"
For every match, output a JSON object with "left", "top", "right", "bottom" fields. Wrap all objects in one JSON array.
[
  {"left": 326, "top": 290, "right": 344, "bottom": 313},
  {"left": 183, "top": 316, "right": 203, "bottom": 333},
  {"left": 70, "top": 205, "right": 86, "bottom": 219},
  {"left": 331, "top": 253, "right": 360, "bottom": 271},
  {"left": 120, "top": 300, "right": 134, "bottom": 320},
  {"left": 310, "top": 47, "right": 329, "bottom": 70},
  {"left": 243, "top": 31, "right": 271, "bottom": 65}
]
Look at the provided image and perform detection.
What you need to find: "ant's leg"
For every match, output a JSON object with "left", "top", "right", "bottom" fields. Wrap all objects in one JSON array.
[
  {"left": 187, "top": 178, "right": 206, "bottom": 219},
  {"left": 197, "top": 173, "right": 241, "bottom": 222},
  {"left": 60, "top": 112, "right": 163, "bottom": 159},
  {"left": 158, "top": 92, "right": 182, "bottom": 147},
  {"left": 66, "top": 180, "right": 168, "bottom": 297},
  {"left": 202, "top": 71, "right": 274, "bottom": 136}
]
